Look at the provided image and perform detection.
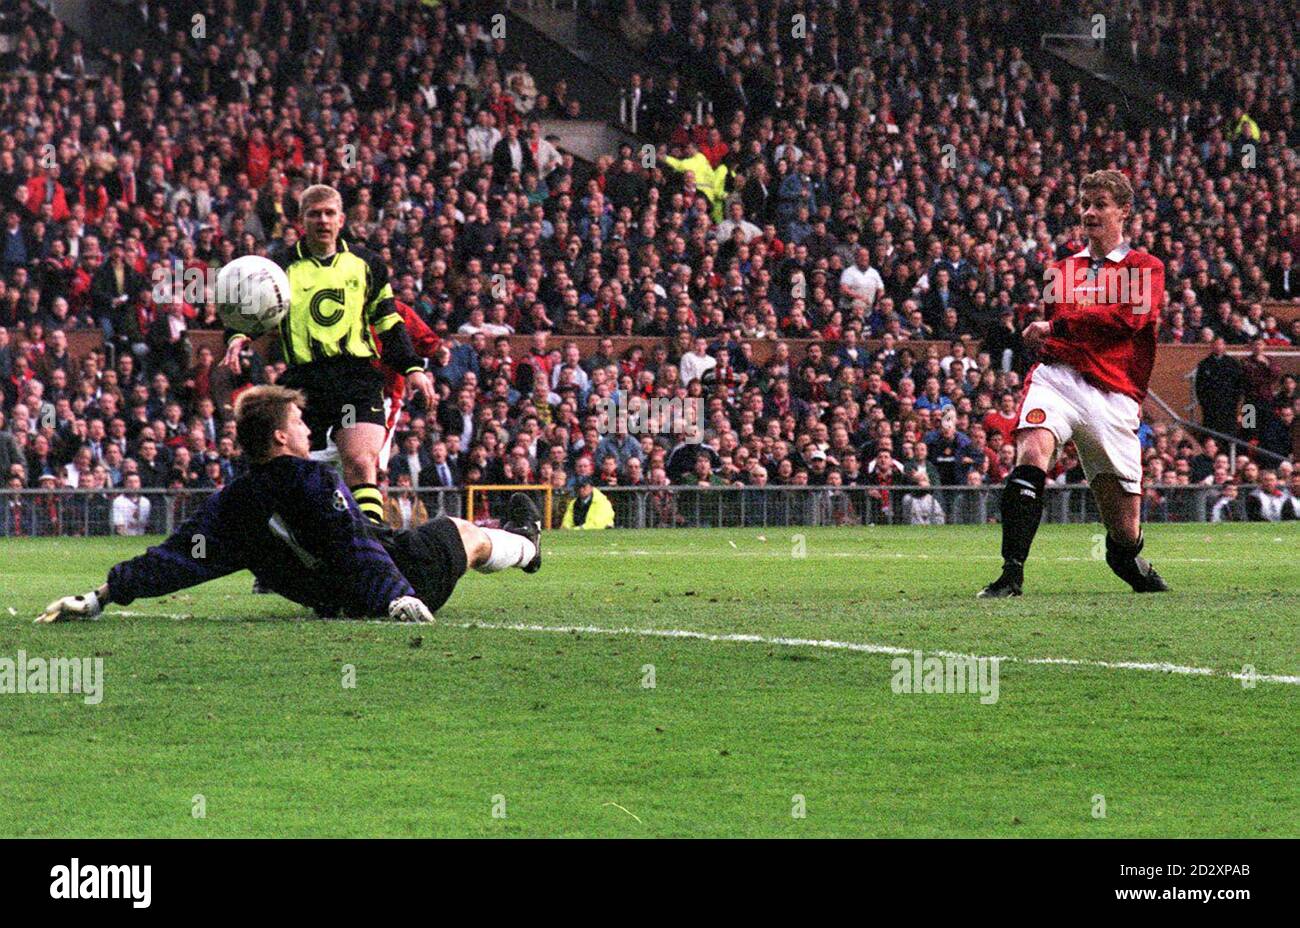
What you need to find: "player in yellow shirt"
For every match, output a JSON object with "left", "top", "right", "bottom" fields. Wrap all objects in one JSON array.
[{"left": 222, "top": 185, "right": 434, "bottom": 524}]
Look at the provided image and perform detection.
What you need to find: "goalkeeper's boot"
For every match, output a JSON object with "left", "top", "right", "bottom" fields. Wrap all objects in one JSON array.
[
  {"left": 1105, "top": 533, "right": 1170, "bottom": 593},
  {"left": 504, "top": 492, "right": 542, "bottom": 573},
  {"left": 36, "top": 590, "right": 104, "bottom": 624},
  {"left": 977, "top": 559, "right": 1024, "bottom": 598}
]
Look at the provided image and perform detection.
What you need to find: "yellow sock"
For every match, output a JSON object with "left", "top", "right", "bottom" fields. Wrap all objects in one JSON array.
[{"left": 351, "top": 484, "right": 384, "bottom": 525}]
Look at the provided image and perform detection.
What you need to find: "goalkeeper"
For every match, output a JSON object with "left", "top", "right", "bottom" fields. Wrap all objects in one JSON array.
[
  {"left": 37, "top": 386, "right": 541, "bottom": 625},
  {"left": 220, "top": 184, "right": 434, "bottom": 525}
]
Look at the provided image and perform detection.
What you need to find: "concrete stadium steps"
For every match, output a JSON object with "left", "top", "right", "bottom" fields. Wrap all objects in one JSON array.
[
  {"left": 1046, "top": 44, "right": 1176, "bottom": 113},
  {"left": 510, "top": 8, "right": 673, "bottom": 86},
  {"left": 45, "top": 0, "right": 173, "bottom": 58},
  {"left": 501, "top": 11, "right": 623, "bottom": 125},
  {"left": 537, "top": 119, "right": 641, "bottom": 167}
]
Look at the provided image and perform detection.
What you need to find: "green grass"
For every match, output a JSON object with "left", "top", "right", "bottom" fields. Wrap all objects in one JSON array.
[{"left": 0, "top": 524, "right": 1296, "bottom": 837}]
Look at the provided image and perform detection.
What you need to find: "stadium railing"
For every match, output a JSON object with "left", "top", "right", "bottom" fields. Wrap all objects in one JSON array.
[
  {"left": 581, "top": 484, "right": 1247, "bottom": 529},
  {"left": 0, "top": 487, "right": 467, "bottom": 537},
  {"left": 0, "top": 484, "right": 1281, "bottom": 537},
  {"left": 1039, "top": 23, "right": 1106, "bottom": 53},
  {"left": 618, "top": 87, "right": 713, "bottom": 136}
]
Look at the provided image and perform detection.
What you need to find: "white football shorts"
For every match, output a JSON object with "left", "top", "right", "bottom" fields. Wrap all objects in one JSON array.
[{"left": 1016, "top": 362, "right": 1143, "bottom": 495}]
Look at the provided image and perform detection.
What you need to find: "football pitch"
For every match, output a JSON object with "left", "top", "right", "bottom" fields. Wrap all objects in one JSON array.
[{"left": 1, "top": 524, "right": 1296, "bottom": 838}]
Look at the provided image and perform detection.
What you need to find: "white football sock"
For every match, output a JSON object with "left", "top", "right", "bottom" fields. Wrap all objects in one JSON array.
[{"left": 475, "top": 528, "right": 537, "bottom": 573}]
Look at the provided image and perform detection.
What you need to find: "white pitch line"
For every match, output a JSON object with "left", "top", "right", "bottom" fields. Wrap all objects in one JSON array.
[
  {"left": 536, "top": 550, "right": 1233, "bottom": 563},
  {"left": 450, "top": 621, "right": 1300, "bottom": 686},
  {"left": 98, "top": 611, "right": 1300, "bottom": 686}
]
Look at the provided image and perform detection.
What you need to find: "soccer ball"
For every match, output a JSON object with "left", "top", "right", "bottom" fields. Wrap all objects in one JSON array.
[{"left": 216, "top": 255, "right": 291, "bottom": 335}]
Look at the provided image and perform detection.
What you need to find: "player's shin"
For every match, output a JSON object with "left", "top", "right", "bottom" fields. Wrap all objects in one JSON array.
[
  {"left": 979, "top": 464, "right": 1047, "bottom": 597},
  {"left": 474, "top": 528, "right": 538, "bottom": 573},
  {"left": 1000, "top": 464, "right": 1048, "bottom": 569}
]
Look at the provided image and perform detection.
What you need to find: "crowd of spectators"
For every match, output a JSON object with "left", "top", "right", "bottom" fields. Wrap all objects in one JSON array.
[
  {"left": 1117, "top": 0, "right": 1296, "bottom": 137},
  {"left": 0, "top": 0, "right": 1297, "bottom": 535}
]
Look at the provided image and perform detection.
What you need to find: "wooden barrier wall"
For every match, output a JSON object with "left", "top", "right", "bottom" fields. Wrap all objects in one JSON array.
[
  {"left": 1264, "top": 301, "right": 1300, "bottom": 325},
  {"left": 66, "top": 322, "right": 1300, "bottom": 426}
]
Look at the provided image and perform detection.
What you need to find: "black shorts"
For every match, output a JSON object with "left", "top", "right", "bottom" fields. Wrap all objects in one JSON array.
[
  {"left": 280, "top": 357, "right": 386, "bottom": 452},
  {"left": 379, "top": 515, "right": 469, "bottom": 615}
]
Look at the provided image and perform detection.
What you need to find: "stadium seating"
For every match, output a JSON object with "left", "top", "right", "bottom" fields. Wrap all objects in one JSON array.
[{"left": 0, "top": 0, "right": 1296, "bottom": 534}]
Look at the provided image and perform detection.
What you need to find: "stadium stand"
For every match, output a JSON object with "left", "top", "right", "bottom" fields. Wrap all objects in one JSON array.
[{"left": 0, "top": 0, "right": 1296, "bottom": 534}]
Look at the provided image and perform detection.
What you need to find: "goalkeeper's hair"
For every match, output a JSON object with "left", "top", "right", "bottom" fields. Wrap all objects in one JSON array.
[
  {"left": 235, "top": 385, "right": 307, "bottom": 463},
  {"left": 299, "top": 183, "right": 343, "bottom": 212},
  {"left": 1080, "top": 169, "right": 1134, "bottom": 211}
]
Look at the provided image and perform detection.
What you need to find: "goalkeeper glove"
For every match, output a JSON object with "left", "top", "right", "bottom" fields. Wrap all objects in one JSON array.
[
  {"left": 36, "top": 590, "right": 104, "bottom": 624},
  {"left": 388, "top": 595, "right": 435, "bottom": 624}
]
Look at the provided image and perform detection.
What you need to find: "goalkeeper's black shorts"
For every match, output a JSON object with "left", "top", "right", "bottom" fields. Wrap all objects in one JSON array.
[
  {"left": 379, "top": 515, "right": 469, "bottom": 615},
  {"left": 279, "top": 357, "right": 386, "bottom": 452}
]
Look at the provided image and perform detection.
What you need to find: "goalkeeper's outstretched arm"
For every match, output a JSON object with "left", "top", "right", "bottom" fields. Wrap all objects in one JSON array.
[{"left": 36, "top": 504, "right": 243, "bottom": 624}]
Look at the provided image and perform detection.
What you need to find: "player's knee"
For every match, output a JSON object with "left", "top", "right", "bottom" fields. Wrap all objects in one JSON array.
[
  {"left": 1095, "top": 477, "right": 1142, "bottom": 542},
  {"left": 1014, "top": 430, "right": 1054, "bottom": 470},
  {"left": 341, "top": 451, "right": 376, "bottom": 483},
  {"left": 451, "top": 518, "right": 491, "bottom": 567}
]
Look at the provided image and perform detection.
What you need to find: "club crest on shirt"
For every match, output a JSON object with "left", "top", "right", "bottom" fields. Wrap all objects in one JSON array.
[
  {"left": 1025, "top": 408, "right": 1047, "bottom": 425},
  {"left": 333, "top": 488, "right": 349, "bottom": 511}
]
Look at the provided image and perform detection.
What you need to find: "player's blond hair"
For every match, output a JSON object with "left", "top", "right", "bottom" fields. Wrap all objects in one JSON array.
[
  {"left": 1080, "top": 170, "right": 1134, "bottom": 211},
  {"left": 299, "top": 184, "right": 343, "bottom": 213},
  {"left": 235, "top": 385, "right": 307, "bottom": 463}
]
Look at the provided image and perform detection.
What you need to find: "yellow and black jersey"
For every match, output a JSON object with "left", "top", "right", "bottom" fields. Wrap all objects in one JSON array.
[
  {"left": 273, "top": 239, "right": 420, "bottom": 372},
  {"left": 228, "top": 239, "right": 422, "bottom": 375}
]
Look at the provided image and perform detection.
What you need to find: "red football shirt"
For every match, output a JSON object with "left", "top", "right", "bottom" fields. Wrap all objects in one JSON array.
[
  {"left": 374, "top": 300, "right": 441, "bottom": 404},
  {"left": 1040, "top": 243, "right": 1164, "bottom": 401}
]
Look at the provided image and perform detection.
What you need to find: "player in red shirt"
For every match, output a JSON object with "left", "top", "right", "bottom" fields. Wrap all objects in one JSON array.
[
  {"left": 309, "top": 300, "right": 441, "bottom": 473},
  {"left": 376, "top": 300, "right": 441, "bottom": 471},
  {"left": 980, "top": 170, "right": 1169, "bottom": 597}
]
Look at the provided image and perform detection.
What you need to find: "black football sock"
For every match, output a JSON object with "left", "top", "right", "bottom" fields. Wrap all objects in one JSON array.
[
  {"left": 999, "top": 464, "right": 1047, "bottom": 570},
  {"left": 350, "top": 483, "right": 384, "bottom": 525},
  {"left": 1105, "top": 531, "right": 1148, "bottom": 585}
]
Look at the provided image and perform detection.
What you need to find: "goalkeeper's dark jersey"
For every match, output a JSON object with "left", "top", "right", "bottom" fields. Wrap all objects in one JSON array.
[{"left": 105, "top": 456, "right": 414, "bottom": 616}]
